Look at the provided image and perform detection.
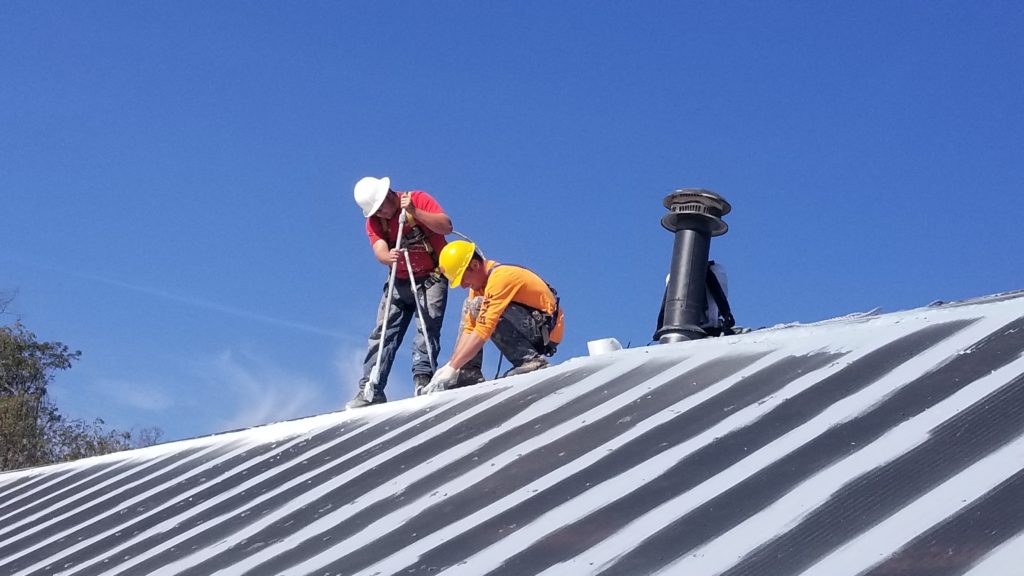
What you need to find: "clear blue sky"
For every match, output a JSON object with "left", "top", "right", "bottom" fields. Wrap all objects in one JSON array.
[{"left": 2, "top": 2, "right": 1022, "bottom": 442}]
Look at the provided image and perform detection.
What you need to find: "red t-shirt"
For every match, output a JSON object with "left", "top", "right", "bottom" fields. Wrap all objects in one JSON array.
[{"left": 366, "top": 191, "right": 448, "bottom": 279}]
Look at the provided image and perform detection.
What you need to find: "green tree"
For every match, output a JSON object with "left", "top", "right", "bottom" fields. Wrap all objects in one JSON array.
[{"left": 1, "top": 300, "right": 162, "bottom": 471}]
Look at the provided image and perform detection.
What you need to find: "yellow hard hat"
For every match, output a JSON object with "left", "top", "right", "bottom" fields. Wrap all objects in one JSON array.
[{"left": 439, "top": 240, "right": 477, "bottom": 286}]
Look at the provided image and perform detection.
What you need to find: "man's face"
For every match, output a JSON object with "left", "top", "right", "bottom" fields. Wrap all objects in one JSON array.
[
  {"left": 373, "top": 191, "right": 399, "bottom": 219},
  {"left": 461, "top": 260, "right": 487, "bottom": 291}
]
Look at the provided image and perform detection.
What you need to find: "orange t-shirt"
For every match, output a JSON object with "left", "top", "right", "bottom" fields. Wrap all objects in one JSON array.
[{"left": 464, "top": 260, "right": 564, "bottom": 343}]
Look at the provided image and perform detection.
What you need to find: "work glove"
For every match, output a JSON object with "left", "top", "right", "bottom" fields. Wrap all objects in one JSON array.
[{"left": 426, "top": 364, "right": 459, "bottom": 394}]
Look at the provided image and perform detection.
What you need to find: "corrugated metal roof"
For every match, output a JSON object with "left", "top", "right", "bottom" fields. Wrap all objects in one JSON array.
[{"left": 2, "top": 291, "right": 1024, "bottom": 576}]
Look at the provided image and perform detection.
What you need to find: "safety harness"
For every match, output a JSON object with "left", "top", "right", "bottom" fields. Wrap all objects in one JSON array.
[{"left": 378, "top": 212, "right": 442, "bottom": 283}]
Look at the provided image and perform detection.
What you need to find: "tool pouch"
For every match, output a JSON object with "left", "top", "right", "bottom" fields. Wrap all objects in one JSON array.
[{"left": 531, "top": 309, "right": 557, "bottom": 356}]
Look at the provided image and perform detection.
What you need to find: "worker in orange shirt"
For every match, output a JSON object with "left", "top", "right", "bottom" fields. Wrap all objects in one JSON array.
[{"left": 428, "top": 240, "right": 564, "bottom": 391}]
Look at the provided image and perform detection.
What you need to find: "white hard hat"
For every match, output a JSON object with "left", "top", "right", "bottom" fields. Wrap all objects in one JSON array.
[{"left": 353, "top": 176, "right": 391, "bottom": 218}]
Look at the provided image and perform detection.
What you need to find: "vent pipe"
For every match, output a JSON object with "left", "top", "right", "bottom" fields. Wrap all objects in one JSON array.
[{"left": 654, "top": 189, "right": 731, "bottom": 343}]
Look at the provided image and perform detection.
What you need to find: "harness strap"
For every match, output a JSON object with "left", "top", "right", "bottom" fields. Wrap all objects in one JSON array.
[
  {"left": 706, "top": 261, "right": 735, "bottom": 335},
  {"left": 379, "top": 213, "right": 441, "bottom": 273},
  {"left": 405, "top": 213, "right": 440, "bottom": 266}
]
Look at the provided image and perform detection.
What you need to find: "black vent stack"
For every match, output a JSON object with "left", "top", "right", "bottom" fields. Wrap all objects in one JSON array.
[{"left": 654, "top": 189, "right": 731, "bottom": 343}]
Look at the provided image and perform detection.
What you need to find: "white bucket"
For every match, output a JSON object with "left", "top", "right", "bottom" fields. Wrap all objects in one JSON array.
[{"left": 587, "top": 338, "right": 623, "bottom": 356}]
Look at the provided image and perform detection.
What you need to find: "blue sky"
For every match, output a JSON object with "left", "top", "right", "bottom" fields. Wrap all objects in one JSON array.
[{"left": 2, "top": 2, "right": 1022, "bottom": 442}]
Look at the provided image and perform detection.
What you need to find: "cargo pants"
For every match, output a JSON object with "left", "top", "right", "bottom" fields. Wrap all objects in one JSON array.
[{"left": 357, "top": 274, "right": 448, "bottom": 397}]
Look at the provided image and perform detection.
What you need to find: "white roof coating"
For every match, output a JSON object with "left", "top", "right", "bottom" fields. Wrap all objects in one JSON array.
[{"left": 2, "top": 290, "right": 1024, "bottom": 576}]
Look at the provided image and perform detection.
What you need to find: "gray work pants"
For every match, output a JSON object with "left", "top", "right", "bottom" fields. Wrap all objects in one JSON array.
[
  {"left": 358, "top": 275, "right": 448, "bottom": 396},
  {"left": 464, "top": 300, "right": 548, "bottom": 373}
]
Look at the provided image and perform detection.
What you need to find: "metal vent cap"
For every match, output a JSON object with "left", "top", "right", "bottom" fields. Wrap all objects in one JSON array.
[{"left": 661, "top": 189, "right": 731, "bottom": 236}]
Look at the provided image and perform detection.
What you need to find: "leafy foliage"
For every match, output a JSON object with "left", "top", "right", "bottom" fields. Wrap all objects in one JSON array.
[{"left": 0, "top": 319, "right": 162, "bottom": 472}]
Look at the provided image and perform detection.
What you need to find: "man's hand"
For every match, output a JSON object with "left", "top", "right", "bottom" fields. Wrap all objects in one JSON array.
[
  {"left": 388, "top": 248, "right": 402, "bottom": 264},
  {"left": 426, "top": 363, "right": 459, "bottom": 393},
  {"left": 399, "top": 192, "right": 416, "bottom": 216}
]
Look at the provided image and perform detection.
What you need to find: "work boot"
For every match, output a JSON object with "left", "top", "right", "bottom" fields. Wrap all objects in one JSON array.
[
  {"left": 453, "top": 367, "right": 486, "bottom": 388},
  {"left": 346, "top": 388, "right": 387, "bottom": 409},
  {"left": 504, "top": 355, "right": 549, "bottom": 377},
  {"left": 413, "top": 373, "right": 432, "bottom": 396}
]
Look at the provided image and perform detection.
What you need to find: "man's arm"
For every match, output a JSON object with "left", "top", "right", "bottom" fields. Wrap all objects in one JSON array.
[
  {"left": 448, "top": 331, "right": 486, "bottom": 370},
  {"left": 371, "top": 239, "right": 399, "bottom": 265},
  {"left": 429, "top": 328, "right": 485, "bottom": 389},
  {"left": 402, "top": 193, "right": 453, "bottom": 234}
]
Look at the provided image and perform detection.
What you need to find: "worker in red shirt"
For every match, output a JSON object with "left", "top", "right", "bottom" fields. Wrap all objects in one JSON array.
[
  {"left": 428, "top": 240, "right": 564, "bottom": 391},
  {"left": 348, "top": 176, "right": 454, "bottom": 408}
]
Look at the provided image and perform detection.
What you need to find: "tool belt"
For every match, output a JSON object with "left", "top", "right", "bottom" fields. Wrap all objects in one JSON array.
[
  {"left": 531, "top": 286, "right": 560, "bottom": 356},
  {"left": 391, "top": 270, "right": 444, "bottom": 289},
  {"left": 530, "top": 308, "right": 559, "bottom": 356}
]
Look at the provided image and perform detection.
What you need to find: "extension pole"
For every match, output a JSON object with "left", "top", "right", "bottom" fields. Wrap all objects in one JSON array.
[
  {"left": 364, "top": 211, "right": 406, "bottom": 401},
  {"left": 403, "top": 248, "right": 436, "bottom": 374}
]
